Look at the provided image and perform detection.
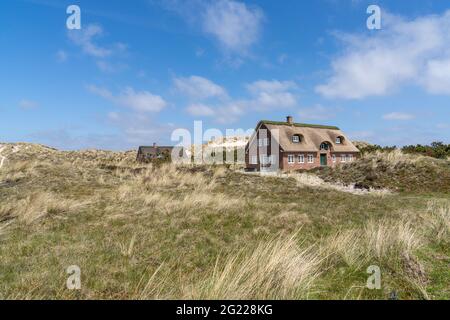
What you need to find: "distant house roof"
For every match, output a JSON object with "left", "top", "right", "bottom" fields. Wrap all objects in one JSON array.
[
  {"left": 248, "top": 118, "right": 360, "bottom": 153},
  {"left": 138, "top": 146, "right": 174, "bottom": 155}
]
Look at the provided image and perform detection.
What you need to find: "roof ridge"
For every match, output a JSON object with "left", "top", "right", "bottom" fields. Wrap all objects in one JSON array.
[{"left": 260, "top": 120, "right": 340, "bottom": 130}]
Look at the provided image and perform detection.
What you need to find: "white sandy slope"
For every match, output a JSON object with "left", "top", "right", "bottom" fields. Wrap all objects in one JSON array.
[
  {"left": 0, "top": 145, "right": 6, "bottom": 169},
  {"left": 0, "top": 144, "right": 21, "bottom": 169}
]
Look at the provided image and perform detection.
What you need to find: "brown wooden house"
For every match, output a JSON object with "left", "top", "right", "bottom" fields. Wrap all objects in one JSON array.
[{"left": 245, "top": 116, "right": 360, "bottom": 172}]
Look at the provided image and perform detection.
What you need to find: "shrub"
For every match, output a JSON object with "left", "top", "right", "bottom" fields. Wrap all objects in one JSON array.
[{"left": 402, "top": 142, "right": 450, "bottom": 159}]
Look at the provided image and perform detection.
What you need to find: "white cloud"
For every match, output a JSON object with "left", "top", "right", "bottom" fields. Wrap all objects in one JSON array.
[
  {"left": 298, "top": 105, "right": 338, "bottom": 121},
  {"left": 67, "top": 24, "right": 128, "bottom": 73},
  {"left": 383, "top": 112, "right": 415, "bottom": 121},
  {"left": 246, "top": 80, "right": 298, "bottom": 109},
  {"left": 174, "top": 75, "right": 228, "bottom": 99},
  {"left": 86, "top": 85, "right": 113, "bottom": 99},
  {"left": 316, "top": 11, "right": 450, "bottom": 99},
  {"left": 215, "top": 101, "right": 246, "bottom": 124},
  {"left": 246, "top": 80, "right": 297, "bottom": 94},
  {"left": 424, "top": 58, "right": 450, "bottom": 94},
  {"left": 87, "top": 85, "right": 167, "bottom": 112},
  {"left": 180, "top": 78, "right": 299, "bottom": 123},
  {"left": 68, "top": 24, "right": 112, "bottom": 58},
  {"left": 29, "top": 114, "right": 176, "bottom": 150},
  {"left": 347, "top": 130, "right": 375, "bottom": 141},
  {"left": 106, "top": 111, "right": 177, "bottom": 146},
  {"left": 185, "top": 101, "right": 246, "bottom": 124},
  {"left": 19, "top": 99, "right": 38, "bottom": 109},
  {"left": 118, "top": 88, "right": 167, "bottom": 112},
  {"left": 96, "top": 61, "right": 127, "bottom": 73},
  {"left": 202, "top": 0, "right": 264, "bottom": 54},
  {"left": 186, "top": 103, "right": 216, "bottom": 116},
  {"left": 436, "top": 123, "right": 450, "bottom": 129}
]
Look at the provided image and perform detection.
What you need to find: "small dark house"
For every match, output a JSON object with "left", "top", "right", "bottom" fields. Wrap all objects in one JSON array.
[{"left": 137, "top": 143, "right": 176, "bottom": 162}]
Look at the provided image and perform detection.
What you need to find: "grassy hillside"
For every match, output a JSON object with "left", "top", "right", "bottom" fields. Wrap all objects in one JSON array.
[
  {"left": 0, "top": 143, "right": 448, "bottom": 299},
  {"left": 316, "top": 150, "right": 450, "bottom": 193}
]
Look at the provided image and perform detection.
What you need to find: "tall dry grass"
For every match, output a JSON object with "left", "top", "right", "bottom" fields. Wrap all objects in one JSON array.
[
  {"left": 110, "top": 163, "right": 243, "bottom": 216},
  {"left": 425, "top": 200, "right": 450, "bottom": 243},
  {"left": 0, "top": 191, "right": 80, "bottom": 225},
  {"left": 184, "top": 235, "right": 322, "bottom": 300},
  {"left": 322, "top": 218, "right": 423, "bottom": 269},
  {"left": 140, "top": 164, "right": 215, "bottom": 191},
  {"left": 365, "top": 149, "right": 425, "bottom": 167},
  {"left": 140, "top": 210, "right": 434, "bottom": 299}
]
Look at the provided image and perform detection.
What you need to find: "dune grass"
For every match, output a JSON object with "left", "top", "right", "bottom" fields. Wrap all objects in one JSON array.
[{"left": 0, "top": 143, "right": 448, "bottom": 300}]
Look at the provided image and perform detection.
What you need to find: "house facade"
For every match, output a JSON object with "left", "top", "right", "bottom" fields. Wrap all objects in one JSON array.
[{"left": 245, "top": 116, "right": 360, "bottom": 172}]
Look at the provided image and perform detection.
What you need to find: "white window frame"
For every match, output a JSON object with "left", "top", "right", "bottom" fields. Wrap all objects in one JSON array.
[
  {"left": 250, "top": 155, "right": 257, "bottom": 164},
  {"left": 341, "top": 154, "right": 346, "bottom": 162},
  {"left": 259, "top": 138, "right": 269, "bottom": 147},
  {"left": 288, "top": 154, "right": 295, "bottom": 164},
  {"left": 348, "top": 154, "right": 353, "bottom": 162},
  {"left": 298, "top": 154, "right": 305, "bottom": 164},
  {"left": 307, "top": 154, "right": 314, "bottom": 164},
  {"left": 332, "top": 154, "right": 336, "bottom": 163},
  {"left": 336, "top": 137, "right": 342, "bottom": 144},
  {"left": 292, "top": 135, "right": 300, "bottom": 143}
]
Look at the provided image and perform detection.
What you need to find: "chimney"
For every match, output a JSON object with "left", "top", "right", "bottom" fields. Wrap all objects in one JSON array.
[{"left": 287, "top": 116, "right": 293, "bottom": 125}]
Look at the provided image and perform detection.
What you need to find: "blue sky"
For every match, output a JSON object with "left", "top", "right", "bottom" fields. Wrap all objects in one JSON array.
[{"left": 1, "top": 0, "right": 450, "bottom": 150}]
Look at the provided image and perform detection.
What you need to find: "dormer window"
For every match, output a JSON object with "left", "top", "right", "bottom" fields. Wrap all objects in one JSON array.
[
  {"left": 336, "top": 136, "right": 343, "bottom": 144},
  {"left": 292, "top": 135, "right": 302, "bottom": 143},
  {"left": 320, "top": 142, "right": 330, "bottom": 150}
]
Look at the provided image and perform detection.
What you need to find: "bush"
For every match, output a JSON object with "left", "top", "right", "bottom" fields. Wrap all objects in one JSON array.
[
  {"left": 358, "top": 142, "right": 450, "bottom": 159},
  {"left": 402, "top": 142, "right": 450, "bottom": 159},
  {"left": 358, "top": 144, "right": 396, "bottom": 155}
]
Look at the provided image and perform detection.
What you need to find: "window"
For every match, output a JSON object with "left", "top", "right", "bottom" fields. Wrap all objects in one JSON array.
[
  {"left": 260, "top": 155, "right": 269, "bottom": 165},
  {"left": 332, "top": 154, "right": 336, "bottom": 163},
  {"left": 292, "top": 135, "right": 301, "bottom": 143},
  {"left": 298, "top": 154, "right": 305, "bottom": 163},
  {"left": 250, "top": 155, "right": 257, "bottom": 164},
  {"left": 347, "top": 154, "right": 353, "bottom": 162},
  {"left": 307, "top": 154, "right": 314, "bottom": 163},
  {"left": 259, "top": 138, "right": 269, "bottom": 147},
  {"left": 341, "top": 154, "right": 346, "bottom": 162},
  {"left": 288, "top": 155, "right": 295, "bottom": 164},
  {"left": 320, "top": 142, "right": 330, "bottom": 150},
  {"left": 336, "top": 137, "right": 343, "bottom": 144}
]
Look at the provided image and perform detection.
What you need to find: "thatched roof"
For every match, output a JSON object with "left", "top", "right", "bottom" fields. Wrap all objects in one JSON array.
[
  {"left": 138, "top": 146, "right": 174, "bottom": 155},
  {"left": 250, "top": 120, "right": 360, "bottom": 153}
]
